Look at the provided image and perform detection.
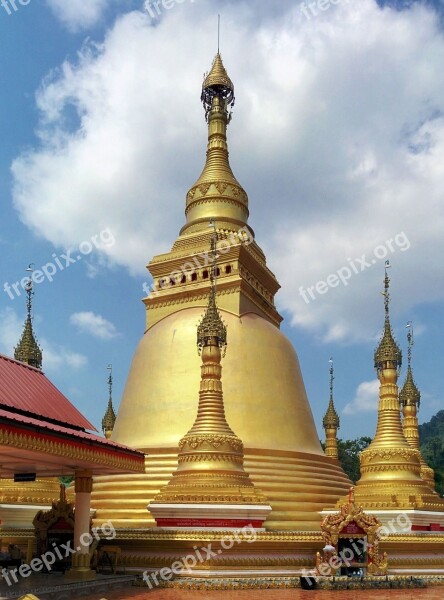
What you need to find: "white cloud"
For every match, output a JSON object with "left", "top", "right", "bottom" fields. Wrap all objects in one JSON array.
[
  {"left": 41, "top": 341, "right": 88, "bottom": 370},
  {"left": 45, "top": 0, "right": 110, "bottom": 32},
  {"left": 11, "top": 0, "right": 444, "bottom": 344},
  {"left": 343, "top": 380, "right": 380, "bottom": 415},
  {"left": 0, "top": 307, "right": 23, "bottom": 355},
  {"left": 70, "top": 311, "right": 119, "bottom": 340},
  {"left": 0, "top": 308, "right": 87, "bottom": 371}
]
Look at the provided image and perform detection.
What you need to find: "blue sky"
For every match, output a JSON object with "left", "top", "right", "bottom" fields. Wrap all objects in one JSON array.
[{"left": 0, "top": 0, "right": 443, "bottom": 442}]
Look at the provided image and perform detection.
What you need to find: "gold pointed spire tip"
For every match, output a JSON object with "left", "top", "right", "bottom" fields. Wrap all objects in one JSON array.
[
  {"left": 197, "top": 226, "right": 227, "bottom": 354},
  {"left": 323, "top": 358, "right": 339, "bottom": 429},
  {"left": 400, "top": 322, "right": 420, "bottom": 407},
  {"left": 14, "top": 267, "right": 42, "bottom": 370},
  {"left": 374, "top": 264, "right": 402, "bottom": 369},
  {"left": 201, "top": 53, "right": 235, "bottom": 113}
]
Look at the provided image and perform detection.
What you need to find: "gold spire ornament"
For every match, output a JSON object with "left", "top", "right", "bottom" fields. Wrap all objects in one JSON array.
[
  {"left": 149, "top": 230, "right": 270, "bottom": 527},
  {"left": 345, "top": 262, "right": 443, "bottom": 511},
  {"left": 400, "top": 323, "right": 436, "bottom": 490},
  {"left": 14, "top": 265, "right": 42, "bottom": 370},
  {"left": 102, "top": 365, "right": 117, "bottom": 440},
  {"left": 323, "top": 358, "right": 340, "bottom": 459},
  {"left": 180, "top": 52, "right": 250, "bottom": 236},
  {"left": 374, "top": 263, "right": 402, "bottom": 370}
]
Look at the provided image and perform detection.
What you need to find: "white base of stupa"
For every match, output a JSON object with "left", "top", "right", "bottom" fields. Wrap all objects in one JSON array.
[{"left": 148, "top": 502, "right": 272, "bottom": 530}]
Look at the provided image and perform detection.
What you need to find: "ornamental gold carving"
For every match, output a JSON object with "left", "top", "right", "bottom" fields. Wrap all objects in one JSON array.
[
  {"left": 0, "top": 428, "right": 143, "bottom": 473},
  {"left": 179, "top": 434, "right": 243, "bottom": 452}
]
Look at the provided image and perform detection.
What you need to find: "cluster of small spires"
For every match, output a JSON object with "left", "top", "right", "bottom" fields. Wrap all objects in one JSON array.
[{"left": 323, "top": 262, "right": 423, "bottom": 461}]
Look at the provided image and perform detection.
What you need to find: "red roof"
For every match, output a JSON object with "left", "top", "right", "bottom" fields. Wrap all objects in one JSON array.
[{"left": 0, "top": 354, "right": 95, "bottom": 431}]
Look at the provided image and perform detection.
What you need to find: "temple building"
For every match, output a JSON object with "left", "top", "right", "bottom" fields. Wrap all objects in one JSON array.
[
  {"left": 1, "top": 275, "right": 61, "bottom": 519},
  {"left": 6, "top": 50, "right": 441, "bottom": 580}
]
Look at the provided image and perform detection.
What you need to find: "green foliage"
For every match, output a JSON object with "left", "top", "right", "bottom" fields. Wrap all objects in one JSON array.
[
  {"left": 419, "top": 410, "right": 444, "bottom": 496},
  {"left": 59, "top": 475, "right": 74, "bottom": 487},
  {"left": 337, "top": 437, "right": 372, "bottom": 483},
  {"left": 320, "top": 436, "right": 371, "bottom": 483}
]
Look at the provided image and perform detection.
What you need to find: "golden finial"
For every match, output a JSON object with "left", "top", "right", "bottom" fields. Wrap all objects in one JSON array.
[
  {"left": 374, "top": 261, "right": 402, "bottom": 371},
  {"left": 197, "top": 221, "right": 227, "bottom": 355},
  {"left": 14, "top": 264, "right": 43, "bottom": 370},
  {"left": 323, "top": 358, "right": 340, "bottom": 429},
  {"left": 399, "top": 322, "right": 420, "bottom": 408},
  {"left": 102, "top": 364, "right": 116, "bottom": 439},
  {"left": 201, "top": 51, "right": 235, "bottom": 119}
]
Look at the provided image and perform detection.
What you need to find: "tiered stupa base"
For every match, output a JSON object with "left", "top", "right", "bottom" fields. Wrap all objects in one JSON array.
[{"left": 92, "top": 448, "right": 352, "bottom": 531}]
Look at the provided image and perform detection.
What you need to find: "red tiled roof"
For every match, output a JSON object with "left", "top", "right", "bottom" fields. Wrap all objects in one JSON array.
[{"left": 0, "top": 354, "right": 95, "bottom": 431}]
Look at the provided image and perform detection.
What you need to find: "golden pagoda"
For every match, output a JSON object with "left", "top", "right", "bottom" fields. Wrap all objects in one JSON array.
[
  {"left": 400, "top": 323, "right": 436, "bottom": 490},
  {"left": 323, "top": 358, "right": 340, "bottom": 460},
  {"left": 149, "top": 235, "right": 270, "bottom": 527},
  {"left": 91, "top": 52, "right": 350, "bottom": 532},
  {"left": 346, "top": 263, "right": 443, "bottom": 514},
  {"left": 102, "top": 365, "right": 117, "bottom": 440}
]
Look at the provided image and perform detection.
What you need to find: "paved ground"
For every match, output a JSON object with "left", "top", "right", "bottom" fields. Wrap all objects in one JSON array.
[{"left": 87, "top": 589, "right": 444, "bottom": 600}]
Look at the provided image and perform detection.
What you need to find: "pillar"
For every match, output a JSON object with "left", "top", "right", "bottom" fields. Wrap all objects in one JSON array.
[{"left": 65, "top": 470, "right": 95, "bottom": 580}]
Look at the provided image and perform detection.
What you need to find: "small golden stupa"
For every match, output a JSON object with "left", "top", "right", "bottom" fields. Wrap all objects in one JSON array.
[
  {"left": 149, "top": 233, "right": 270, "bottom": 528},
  {"left": 399, "top": 323, "right": 436, "bottom": 490}
]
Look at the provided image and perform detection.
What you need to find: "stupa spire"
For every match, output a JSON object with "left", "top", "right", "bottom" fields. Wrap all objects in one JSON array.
[
  {"left": 102, "top": 364, "right": 116, "bottom": 440},
  {"left": 14, "top": 265, "right": 42, "bottom": 370},
  {"left": 323, "top": 358, "right": 340, "bottom": 459},
  {"left": 180, "top": 52, "right": 250, "bottom": 236},
  {"left": 344, "top": 262, "right": 442, "bottom": 510},
  {"left": 374, "top": 261, "right": 402, "bottom": 371},
  {"left": 400, "top": 323, "right": 436, "bottom": 490}
]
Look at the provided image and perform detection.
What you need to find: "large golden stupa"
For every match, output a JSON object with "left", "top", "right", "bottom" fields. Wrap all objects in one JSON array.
[{"left": 91, "top": 53, "right": 351, "bottom": 532}]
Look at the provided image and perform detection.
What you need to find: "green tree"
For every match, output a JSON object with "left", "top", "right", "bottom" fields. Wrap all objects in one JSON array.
[
  {"left": 419, "top": 410, "right": 444, "bottom": 496},
  {"left": 337, "top": 437, "right": 372, "bottom": 483}
]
